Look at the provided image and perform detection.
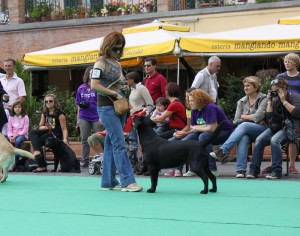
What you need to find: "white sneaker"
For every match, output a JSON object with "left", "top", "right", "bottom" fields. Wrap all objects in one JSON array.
[
  {"left": 102, "top": 184, "right": 122, "bottom": 191},
  {"left": 183, "top": 171, "right": 196, "bottom": 177},
  {"left": 211, "top": 170, "right": 219, "bottom": 177},
  {"left": 92, "top": 153, "right": 103, "bottom": 162},
  {"left": 121, "top": 183, "right": 143, "bottom": 192}
]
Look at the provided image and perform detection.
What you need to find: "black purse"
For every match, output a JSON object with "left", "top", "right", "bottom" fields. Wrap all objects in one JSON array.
[{"left": 269, "top": 112, "right": 284, "bottom": 133}]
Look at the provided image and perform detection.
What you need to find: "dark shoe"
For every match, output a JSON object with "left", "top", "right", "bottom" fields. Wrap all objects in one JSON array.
[
  {"left": 261, "top": 165, "right": 272, "bottom": 174},
  {"left": 143, "top": 171, "right": 150, "bottom": 176},
  {"left": 210, "top": 149, "right": 228, "bottom": 163},
  {"left": 246, "top": 173, "right": 258, "bottom": 179},
  {"left": 221, "top": 156, "right": 235, "bottom": 164},
  {"left": 80, "top": 161, "right": 89, "bottom": 168},
  {"left": 236, "top": 171, "right": 246, "bottom": 178},
  {"left": 33, "top": 167, "right": 47, "bottom": 173},
  {"left": 266, "top": 172, "right": 281, "bottom": 179}
]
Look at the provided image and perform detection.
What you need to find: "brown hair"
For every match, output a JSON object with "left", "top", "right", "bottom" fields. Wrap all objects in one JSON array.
[
  {"left": 126, "top": 71, "right": 141, "bottom": 84},
  {"left": 83, "top": 66, "right": 93, "bottom": 83},
  {"left": 155, "top": 97, "right": 170, "bottom": 108},
  {"left": 4, "top": 58, "right": 16, "bottom": 65},
  {"left": 10, "top": 101, "right": 27, "bottom": 117},
  {"left": 271, "top": 77, "right": 289, "bottom": 90},
  {"left": 166, "top": 82, "right": 179, "bottom": 98},
  {"left": 42, "top": 94, "right": 62, "bottom": 115},
  {"left": 189, "top": 89, "right": 214, "bottom": 109},
  {"left": 99, "top": 32, "right": 126, "bottom": 59},
  {"left": 284, "top": 53, "right": 300, "bottom": 67}
]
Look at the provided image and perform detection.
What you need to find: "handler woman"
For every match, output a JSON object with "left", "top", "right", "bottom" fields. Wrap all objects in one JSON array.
[{"left": 91, "top": 32, "right": 142, "bottom": 192}]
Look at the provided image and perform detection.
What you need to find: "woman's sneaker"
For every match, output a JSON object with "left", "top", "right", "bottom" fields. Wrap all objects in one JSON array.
[
  {"left": 246, "top": 173, "right": 257, "bottom": 179},
  {"left": 289, "top": 166, "right": 299, "bottom": 174},
  {"left": 102, "top": 184, "right": 122, "bottom": 191},
  {"left": 266, "top": 172, "right": 281, "bottom": 179},
  {"left": 174, "top": 170, "right": 182, "bottom": 177},
  {"left": 164, "top": 169, "right": 175, "bottom": 176},
  {"left": 121, "top": 183, "right": 143, "bottom": 192},
  {"left": 183, "top": 171, "right": 196, "bottom": 177},
  {"left": 236, "top": 171, "right": 246, "bottom": 178}
]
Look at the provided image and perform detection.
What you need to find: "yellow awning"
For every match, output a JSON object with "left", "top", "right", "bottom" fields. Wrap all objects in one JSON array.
[{"left": 278, "top": 15, "right": 300, "bottom": 25}]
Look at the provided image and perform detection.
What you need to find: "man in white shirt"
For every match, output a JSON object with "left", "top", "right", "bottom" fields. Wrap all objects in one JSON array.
[
  {"left": 0, "top": 59, "right": 26, "bottom": 110},
  {"left": 191, "top": 56, "right": 221, "bottom": 102}
]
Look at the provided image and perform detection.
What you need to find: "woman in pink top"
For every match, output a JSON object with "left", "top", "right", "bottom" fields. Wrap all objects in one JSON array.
[{"left": 7, "top": 101, "right": 29, "bottom": 162}]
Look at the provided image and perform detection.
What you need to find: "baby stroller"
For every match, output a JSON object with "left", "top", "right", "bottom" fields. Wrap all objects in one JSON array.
[{"left": 88, "top": 109, "right": 146, "bottom": 175}]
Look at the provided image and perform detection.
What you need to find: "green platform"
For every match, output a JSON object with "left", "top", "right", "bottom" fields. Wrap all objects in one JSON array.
[{"left": 1, "top": 175, "right": 300, "bottom": 236}]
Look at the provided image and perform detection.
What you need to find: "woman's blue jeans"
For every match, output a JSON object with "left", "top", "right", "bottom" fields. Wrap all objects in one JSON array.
[
  {"left": 221, "top": 122, "right": 267, "bottom": 172},
  {"left": 8, "top": 135, "right": 28, "bottom": 161},
  {"left": 249, "top": 128, "right": 285, "bottom": 176},
  {"left": 98, "top": 106, "right": 136, "bottom": 188},
  {"left": 170, "top": 130, "right": 232, "bottom": 171}
]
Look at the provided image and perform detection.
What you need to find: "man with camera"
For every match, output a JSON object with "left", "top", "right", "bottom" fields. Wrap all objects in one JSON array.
[
  {"left": 76, "top": 66, "right": 103, "bottom": 168},
  {"left": 247, "top": 78, "right": 300, "bottom": 179}
]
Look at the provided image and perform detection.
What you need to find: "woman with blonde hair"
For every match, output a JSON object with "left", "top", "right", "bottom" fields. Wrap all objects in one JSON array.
[
  {"left": 29, "top": 94, "right": 68, "bottom": 172},
  {"left": 91, "top": 32, "right": 142, "bottom": 192},
  {"left": 211, "top": 76, "right": 267, "bottom": 178}
]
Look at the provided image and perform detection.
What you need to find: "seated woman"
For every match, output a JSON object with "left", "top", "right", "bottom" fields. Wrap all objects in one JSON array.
[
  {"left": 151, "top": 82, "right": 187, "bottom": 140},
  {"left": 247, "top": 78, "right": 300, "bottom": 179},
  {"left": 29, "top": 94, "right": 69, "bottom": 173},
  {"left": 166, "top": 89, "right": 233, "bottom": 177},
  {"left": 210, "top": 76, "right": 268, "bottom": 178}
]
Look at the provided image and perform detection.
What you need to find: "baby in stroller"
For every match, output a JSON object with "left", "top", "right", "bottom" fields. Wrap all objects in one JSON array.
[{"left": 87, "top": 110, "right": 146, "bottom": 175}]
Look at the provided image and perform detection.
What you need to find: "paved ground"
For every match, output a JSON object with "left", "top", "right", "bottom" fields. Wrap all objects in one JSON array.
[{"left": 11, "top": 161, "right": 300, "bottom": 181}]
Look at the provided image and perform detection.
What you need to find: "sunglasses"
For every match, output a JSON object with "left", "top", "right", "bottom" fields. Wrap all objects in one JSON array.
[
  {"left": 144, "top": 64, "right": 152, "bottom": 68},
  {"left": 45, "top": 100, "right": 53, "bottom": 103},
  {"left": 271, "top": 79, "right": 279, "bottom": 85},
  {"left": 111, "top": 47, "right": 123, "bottom": 52}
]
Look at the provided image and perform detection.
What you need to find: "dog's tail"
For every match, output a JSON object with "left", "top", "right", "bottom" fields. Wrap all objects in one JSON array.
[
  {"left": 13, "top": 148, "right": 35, "bottom": 160},
  {"left": 200, "top": 121, "right": 226, "bottom": 148}
]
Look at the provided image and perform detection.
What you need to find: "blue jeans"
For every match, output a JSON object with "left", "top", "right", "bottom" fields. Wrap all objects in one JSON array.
[
  {"left": 170, "top": 130, "right": 232, "bottom": 171},
  {"left": 249, "top": 128, "right": 285, "bottom": 176},
  {"left": 98, "top": 106, "right": 136, "bottom": 188},
  {"left": 221, "top": 122, "right": 267, "bottom": 172}
]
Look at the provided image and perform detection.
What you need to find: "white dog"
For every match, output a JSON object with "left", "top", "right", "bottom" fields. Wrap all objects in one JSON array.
[{"left": 0, "top": 133, "right": 35, "bottom": 183}]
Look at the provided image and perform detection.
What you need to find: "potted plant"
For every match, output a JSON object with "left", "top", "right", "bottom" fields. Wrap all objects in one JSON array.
[
  {"left": 64, "top": 6, "right": 75, "bottom": 19},
  {"left": 39, "top": 2, "right": 51, "bottom": 21},
  {"left": 91, "top": 2, "right": 103, "bottom": 17},
  {"left": 120, "top": 2, "right": 132, "bottom": 15},
  {"left": 29, "top": 6, "right": 41, "bottom": 22},
  {"left": 105, "top": 1, "right": 122, "bottom": 16}
]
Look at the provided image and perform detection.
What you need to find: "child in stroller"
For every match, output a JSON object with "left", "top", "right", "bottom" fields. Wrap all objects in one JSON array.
[{"left": 88, "top": 110, "right": 146, "bottom": 175}]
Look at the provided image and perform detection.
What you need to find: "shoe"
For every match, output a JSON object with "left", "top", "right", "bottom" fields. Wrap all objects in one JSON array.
[
  {"left": 221, "top": 156, "right": 235, "bottom": 164},
  {"left": 236, "top": 171, "right": 246, "bottom": 178},
  {"left": 261, "top": 165, "right": 272, "bottom": 174},
  {"left": 164, "top": 170, "right": 175, "bottom": 176},
  {"left": 33, "top": 167, "right": 47, "bottom": 173},
  {"left": 266, "top": 172, "right": 281, "bottom": 179},
  {"left": 174, "top": 170, "right": 182, "bottom": 177},
  {"left": 183, "top": 171, "right": 196, "bottom": 177},
  {"left": 121, "top": 183, "right": 143, "bottom": 192},
  {"left": 102, "top": 184, "right": 122, "bottom": 191},
  {"left": 91, "top": 153, "right": 103, "bottom": 163},
  {"left": 289, "top": 166, "right": 299, "bottom": 174},
  {"left": 210, "top": 148, "right": 229, "bottom": 163},
  {"left": 211, "top": 170, "right": 219, "bottom": 177},
  {"left": 246, "top": 173, "right": 257, "bottom": 179},
  {"left": 80, "top": 161, "right": 89, "bottom": 168},
  {"left": 143, "top": 171, "right": 150, "bottom": 176}
]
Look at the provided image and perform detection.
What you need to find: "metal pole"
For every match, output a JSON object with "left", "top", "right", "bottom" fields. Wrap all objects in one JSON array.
[{"left": 177, "top": 58, "right": 180, "bottom": 85}]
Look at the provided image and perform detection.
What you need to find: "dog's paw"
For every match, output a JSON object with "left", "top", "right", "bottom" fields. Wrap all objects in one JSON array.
[
  {"left": 147, "top": 188, "right": 155, "bottom": 193},
  {"left": 209, "top": 188, "right": 217, "bottom": 193},
  {"left": 200, "top": 190, "right": 208, "bottom": 194}
]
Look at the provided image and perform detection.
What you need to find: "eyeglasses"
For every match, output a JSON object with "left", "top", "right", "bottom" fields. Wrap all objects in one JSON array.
[
  {"left": 271, "top": 79, "right": 279, "bottom": 85},
  {"left": 144, "top": 64, "right": 152, "bottom": 68},
  {"left": 111, "top": 47, "right": 122, "bottom": 52},
  {"left": 45, "top": 100, "right": 53, "bottom": 103}
]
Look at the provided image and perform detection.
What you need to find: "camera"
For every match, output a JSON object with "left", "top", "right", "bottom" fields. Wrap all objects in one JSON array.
[
  {"left": 79, "top": 101, "right": 89, "bottom": 108},
  {"left": 269, "top": 90, "right": 278, "bottom": 97}
]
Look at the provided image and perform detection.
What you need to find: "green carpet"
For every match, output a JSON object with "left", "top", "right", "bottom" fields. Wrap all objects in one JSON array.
[{"left": 1, "top": 175, "right": 300, "bottom": 236}]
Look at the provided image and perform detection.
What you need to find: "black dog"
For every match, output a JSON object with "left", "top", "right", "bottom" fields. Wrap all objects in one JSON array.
[
  {"left": 133, "top": 116, "right": 224, "bottom": 194},
  {"left": 45, "top": 137, "right": 80, "bottom": 173}
]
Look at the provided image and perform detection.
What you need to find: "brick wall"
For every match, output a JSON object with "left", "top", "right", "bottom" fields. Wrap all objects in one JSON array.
[{"left": 9, "top": 0, "right": 25, "bottom": 24}]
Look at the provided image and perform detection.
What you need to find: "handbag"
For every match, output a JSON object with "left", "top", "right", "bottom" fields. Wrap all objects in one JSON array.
[
  {"left": 108, "top": 96, "right": 130, "bottom": 115},
  {"left": 107, "top": 76, "right": 130, "bottom": 115},
  {"left": 283, "top": 119, "right": 298, "bottom": 144}
]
